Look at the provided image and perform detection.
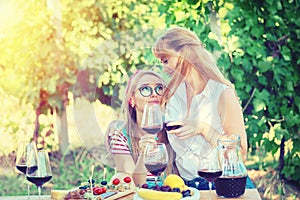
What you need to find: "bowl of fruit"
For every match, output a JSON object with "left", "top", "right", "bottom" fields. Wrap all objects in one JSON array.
[{"left": 134, "top": 174, "right": 200, "bottom": 200}]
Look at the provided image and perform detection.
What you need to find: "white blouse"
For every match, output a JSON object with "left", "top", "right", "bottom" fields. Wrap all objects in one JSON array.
[{"left": 165, "top": 79, "right": 229, "bottom": 180}]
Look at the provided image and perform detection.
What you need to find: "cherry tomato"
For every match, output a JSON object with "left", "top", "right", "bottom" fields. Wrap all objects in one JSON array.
[
  {"left": 101, "top": 187, "right": 107, "bottom": 193},
  {"left": 93, "top": 188, "right": 101, "bottom": 195},
  {"left": 112, "top": 178, "right": 120, "bottom": 185},
  {"left": 93, "top": 187, "right": 106, "bottom": 195},
  {"left": 123, "top": 176, "right": 132, "bottom": 183}
]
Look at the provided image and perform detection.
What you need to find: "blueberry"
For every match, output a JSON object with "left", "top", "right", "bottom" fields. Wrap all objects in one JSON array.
[
  {"left": 141, "top": 183, "right": 148, "bottom": 189},
  {"left": 100, "top": 180, "right": 107, "bottom": 185},
  {"left": 172, "top": 188, "right": 181, "bottom": 193},
  {"left": 79, "top": 185, "right": 89, "bottom": 190},
  {"left": 88, "top": 179, "right": 95, "bottom": 184},
  {"left": 182, "top": 189, "right": 192, "bottom": 197}
]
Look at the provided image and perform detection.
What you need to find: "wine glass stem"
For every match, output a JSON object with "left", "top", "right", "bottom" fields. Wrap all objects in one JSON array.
[
  {"left": 38, "top": 186, "right": 41, "bottom": 200},
  {"left": 208, "top": 182, "right": 212, "bottom": 200},
  {"left": 27, "top": 183, "right": 30, "bottom": 200}
]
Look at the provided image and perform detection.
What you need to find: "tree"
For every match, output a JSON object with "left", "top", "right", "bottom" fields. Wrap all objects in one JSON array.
[{"left": 0, "top": 0, "right": 164, "bottom": 153}]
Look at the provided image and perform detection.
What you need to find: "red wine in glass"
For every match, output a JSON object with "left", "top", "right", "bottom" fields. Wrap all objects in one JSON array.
[
  {"left": 26, "top": 150, "right": 52, "bottom": 199},
  {"left": 15, "top": 141, "right": 38, "bottom": 198},
  {"left": 165, "top": 124, "right": 182, "bottom": 131},
  {"left": 27, "top": 175, "right": 53, "bottom": 187},
  {"left": 145, "top": 162, "right": 167, "bottom": 176},
  {"left": 144, "top": 143, "right": 168, "bottom": 185},
  {"left": 141, "top": 104, "right": 163, "bottom": 136},
  {"left": 198, "top": 148, "right": 222, "bottom": 200},
  {"left": 16, "top": 165, "right": 27, "bottom": 174},
  {"left": 142, "top": 126, "right": 162, "bottom": 135},
  {"left": 198, "top": 169, "right": 222, "bottom": 182}
]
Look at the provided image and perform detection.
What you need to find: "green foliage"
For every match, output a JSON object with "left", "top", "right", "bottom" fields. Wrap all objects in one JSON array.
[
  {"left": 220, "top": 0, "right": 300, "bottom": 183},
  {"left": 156, "top": 0, "right": 300, "bottom": 184}
]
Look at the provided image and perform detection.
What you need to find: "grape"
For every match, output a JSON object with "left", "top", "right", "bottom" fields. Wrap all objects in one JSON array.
[
  {"left": 141, "top": 183, "right": 149, "bottom": 189},
  {"left": 172, "top": 188, "right": 181, "bottom": 193},
  {"left": 161, "top": 185, "right": 172, "bottom": 192},
  {"left": 182, "top": 189, "right": 192, "bottom": 197},
  {"left": 151, "top": 185, "right": 161, "bottom": 191}
]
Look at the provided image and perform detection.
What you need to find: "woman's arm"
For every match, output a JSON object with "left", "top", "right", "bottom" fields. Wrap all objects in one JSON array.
[
  {"left": 218, "top": 88, "right": 248, "bottom": 159},
  {"left": 105, "top": 121, "right": 149, "bottom": 186}
]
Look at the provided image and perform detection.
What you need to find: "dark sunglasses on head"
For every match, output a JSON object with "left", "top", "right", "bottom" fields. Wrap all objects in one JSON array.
[{"left": 138, "top": 84, "right": 165, "bottom": 97}]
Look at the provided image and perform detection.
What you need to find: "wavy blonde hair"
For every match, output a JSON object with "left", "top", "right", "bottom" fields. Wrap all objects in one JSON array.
[{"left": 152, "top": 27, "right": 234, "bottom": 105}]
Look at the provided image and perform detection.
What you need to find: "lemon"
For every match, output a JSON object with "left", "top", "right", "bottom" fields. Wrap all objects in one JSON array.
[{"left": 163, "top": 174, "right": 185, "bottom": 189}]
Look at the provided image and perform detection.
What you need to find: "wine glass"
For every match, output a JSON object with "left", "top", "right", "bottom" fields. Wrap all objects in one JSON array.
[
  {"left": 15, "top": 141, "right": 37, "bottom": 199},
  {"left": 197, "top": 148, "right": 222, "bottom": 200},
  {"left": 26, "top": 150, "right": 53, "bottom": 200},
  {"left": 141, "top": 104, "right": 163, "bottom": 137},
  {"left": 144, "top": 143, "right": 169, "bottom": 185},
  {"left": 164, "top": 102, "right": 184, "bottom": 131}
]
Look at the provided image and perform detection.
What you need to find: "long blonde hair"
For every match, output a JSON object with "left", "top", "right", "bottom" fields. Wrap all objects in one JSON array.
[
  {"left": 152, "top": 27, "right": 234, "bottom": 105},
  {"left": 120, "top": 70, "right": 166, "bottom": 162}
]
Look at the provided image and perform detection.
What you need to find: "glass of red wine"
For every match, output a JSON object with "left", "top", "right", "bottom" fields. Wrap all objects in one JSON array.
[
  {"left": 164, "top": 102, "right": 184, "bottom": 132},
  {"left": 198, "top": 147, "right": 222, "bottom": 200},
  {"left": 144, "top": 143, "right": 169, "bottom": 186},
  {"left": 26, "top": 149, "right": 52, "bottom": 200},
  {"left": 15, "top": 141, "right": 37, "bottom": 199},
  {"left": 141, "top": 104, "right": 163, "bottom": 137}
]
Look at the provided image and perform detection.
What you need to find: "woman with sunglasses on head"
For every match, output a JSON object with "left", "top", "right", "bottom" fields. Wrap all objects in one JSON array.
[
  {"left": 152, "top": 27, "right": 255, "bottom": 190},
  {"left": 105, "top": 70, "right": 176, "bottom": 186}
]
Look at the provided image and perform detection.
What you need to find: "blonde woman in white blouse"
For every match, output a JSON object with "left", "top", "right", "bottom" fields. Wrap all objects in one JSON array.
[{"left": 152, "top": 26, "right": 255, "bottom": 190}]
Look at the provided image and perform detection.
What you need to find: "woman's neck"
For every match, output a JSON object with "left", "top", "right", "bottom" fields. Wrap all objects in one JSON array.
[{"left": 186, "top": 68, "right": 207, "bottom": 95}]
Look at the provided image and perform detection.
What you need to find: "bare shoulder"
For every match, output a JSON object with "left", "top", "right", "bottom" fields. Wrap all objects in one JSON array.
[{"left": 218, "top": 88, "right": 242, "bottom": 111}]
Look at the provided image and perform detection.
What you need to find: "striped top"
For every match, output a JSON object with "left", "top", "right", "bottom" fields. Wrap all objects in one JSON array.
[
  {"left": 107, "top": 129, "right": 131, "bottom": 155},
  {"left": 106, "top": 124, "right": 159, "bottom": 183}
]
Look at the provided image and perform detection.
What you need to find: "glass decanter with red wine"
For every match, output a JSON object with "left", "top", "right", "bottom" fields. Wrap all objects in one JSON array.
[
  {"left": 15, "top": 141, "right": 38, "bottom": 198},
  {"left": 26, "top": 149, "right": 52, "bottom": 200},
  {"left": 141, "top": 104, "right": 163, "bottom": 135},
  {"left": 198, "top": 147, "right": 222, "bottom": 200},
  {"left": 144, "top": 143, "right": 169, "bottom": 185},
  {"left": 214, "top": 134, "right": 248, "bottom": 198}
]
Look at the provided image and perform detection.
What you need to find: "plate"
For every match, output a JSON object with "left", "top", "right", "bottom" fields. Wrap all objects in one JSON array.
[{"left": 133, "top": 187, "right": 200, "bottom": 200}]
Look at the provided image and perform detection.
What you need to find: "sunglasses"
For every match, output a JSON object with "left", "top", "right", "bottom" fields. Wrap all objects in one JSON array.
[{"left": 137, "top": 84, "right": 165, "bottom": 97}]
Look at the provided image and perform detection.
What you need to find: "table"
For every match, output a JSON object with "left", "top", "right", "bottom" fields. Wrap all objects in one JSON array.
[{"left": 0, "top": 189, "right": 262, "bottom": 200}]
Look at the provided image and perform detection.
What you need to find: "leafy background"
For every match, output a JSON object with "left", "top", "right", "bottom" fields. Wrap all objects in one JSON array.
[{"left": 0, "top": 0, "right": 299, "bottom": 199}]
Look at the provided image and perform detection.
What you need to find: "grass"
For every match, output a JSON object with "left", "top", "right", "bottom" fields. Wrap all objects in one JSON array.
[{"left": 0, "top": 146, "right": 116, "bottom": 196}]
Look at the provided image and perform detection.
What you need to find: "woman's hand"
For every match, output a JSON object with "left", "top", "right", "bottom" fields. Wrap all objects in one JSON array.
[
  {"left": 166, "top": 120, "right": 203, "bottom": 139},
  {"left": 167, "top": 120, "right": 222, "bottom": 147},
  {"left": 139, "top": 134, "right": 157, "bottom": 152}
]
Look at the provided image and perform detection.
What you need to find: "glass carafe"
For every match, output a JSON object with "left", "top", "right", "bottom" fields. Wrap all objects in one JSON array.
[{"left": 215, "top": 134, "right": 248, "bottom": 198}]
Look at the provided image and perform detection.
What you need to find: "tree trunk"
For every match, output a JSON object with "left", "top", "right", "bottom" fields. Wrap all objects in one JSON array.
[
  {"left": 47, "top": 0, "right": 69, "bottom": 154},
  {"left": 278, "top": 136, "right": 285, "bottom": 179},
  {"left": 56, "top": 107, "right": 69, "bottom": 154}
]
